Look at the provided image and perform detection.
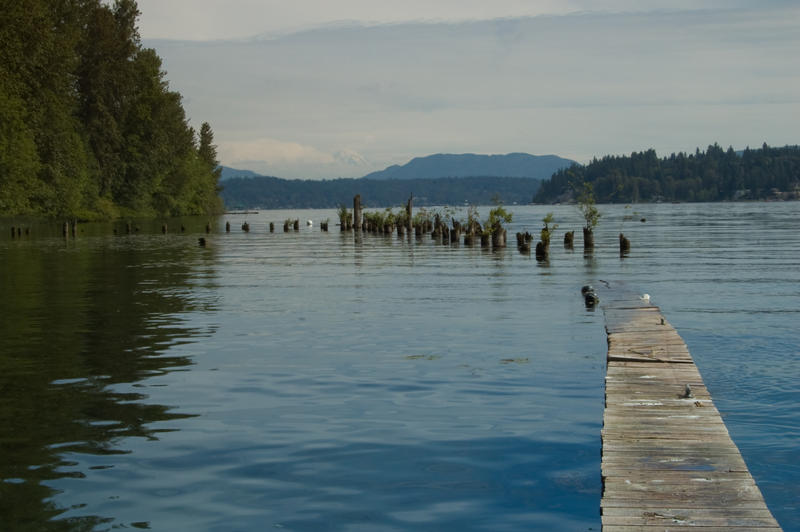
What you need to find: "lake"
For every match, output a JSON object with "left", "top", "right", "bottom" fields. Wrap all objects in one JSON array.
[{"left": 0, "top": 202, "right": 797, "bottom": 531}]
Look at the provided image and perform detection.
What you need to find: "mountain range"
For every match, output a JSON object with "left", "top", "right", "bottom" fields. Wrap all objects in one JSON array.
[
  {"left": 361, "top": 153, "right": 575, "bottom": 180},
  {"left": 221, "top": 152, "right": 576, "bottom": 182},
  {"left": 218, "top": 152, "right": 577, "bottom": 209}
]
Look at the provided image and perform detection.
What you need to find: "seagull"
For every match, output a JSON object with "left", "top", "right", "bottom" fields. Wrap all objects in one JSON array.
[
  {"left": 641, "top": 293, "right": 650, "bottom": 302},
  {"left": 307, "top": 220, "right": 313, "bottom": 226}
]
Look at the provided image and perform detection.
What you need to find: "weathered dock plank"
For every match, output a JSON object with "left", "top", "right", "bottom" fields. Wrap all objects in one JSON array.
[{"left": 596, "top": 282, "right": 781, "bottom": 531}]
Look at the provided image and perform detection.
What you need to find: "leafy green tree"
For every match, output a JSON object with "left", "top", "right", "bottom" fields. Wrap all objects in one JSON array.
[
  {"left": 484, "top": 204, "right": 512, "bottom": 235},
  {"left": 540, "top": 212, "right": 557, "bottom": 247},
  {"left": 0, "top": 0, "right": 222, "bottom": 218},
  {"left": 198, "top": 122, "right": 221, "bottom": 177},
  {"left": 0, "top": 77, "right": 40, "bottom": 213},
  {"left": 575, "top": 182, "right": 600, "bottom": 230}
]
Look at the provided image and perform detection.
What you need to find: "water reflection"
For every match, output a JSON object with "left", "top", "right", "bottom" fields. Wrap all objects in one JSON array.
[{"left": 0, "top": 227, "right": 215, "bottom": 529}]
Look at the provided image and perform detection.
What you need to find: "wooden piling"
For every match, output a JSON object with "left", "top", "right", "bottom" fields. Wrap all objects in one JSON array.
[
  {"left": 441, "top": 226, "right": 450, "bottom": 245},
  {"left": 491, "top": 228, "right": 507, "bottom": 248},
  {"left": 206, "top": 222, "right": 211, "bottom": 233},
  {"left": 63, "top": 222, "right": 69, "bottom": 238},
  {"left": 597, "top": 282, "right": 781, "bottom": 531},
  {"left": 353, "top": 195, "right": 362, "bottom": 232},
  {"left": 619, "top": 233, "right": 631, "bottom": 254},
  {"left": 583, "top": 227, "right": 594, "bottom": 249},
  {"left": 517, "top": 232, "right": 532, "bottom": 253},
  {"left": 535, "top": 241, "right": 547, "bottom": 260},
  {"left": 406, "top": 195, "right": 413, "bottom": 235},
  {"left": 270, "top": 222, "right": 275, "bottom": 232},
  {"left": 564, "top": 230, "right": 574, "bottom": 248},
  {"left": 11, "top": 226, "right": 16, "bottom": 239},
  {"left": 161, "top": 223, "right": 167, "bottom": 234},
  {"left": 226, "top": 221, "right": 231, "bottom": 232},
  {"left": 450, "top": 225, "right": 460, "bottom": 244}
]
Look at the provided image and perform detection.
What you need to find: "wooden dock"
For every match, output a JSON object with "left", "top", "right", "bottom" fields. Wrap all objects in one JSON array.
[{"left": 597, "top": 282, "right": 781, "bottom": 531}]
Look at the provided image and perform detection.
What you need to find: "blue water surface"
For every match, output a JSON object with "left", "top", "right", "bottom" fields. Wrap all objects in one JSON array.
[{"left": 0, "top": 202, "right": 797, "bottom": 531}]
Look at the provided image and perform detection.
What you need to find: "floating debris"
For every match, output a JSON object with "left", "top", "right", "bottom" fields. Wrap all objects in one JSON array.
[{"left": 405, "top": 354, "right": 441, "bottom": 361}]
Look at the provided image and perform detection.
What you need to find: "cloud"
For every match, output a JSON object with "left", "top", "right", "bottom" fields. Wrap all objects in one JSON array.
[
  {"left": 149, "top": 5, "right": 800, "bottom": 178},
  {"left": 334, "top": 149, "right": 370, "bottom": 167},
  {"left": 137, "top": 0, "right": 572, "bottom": 40},
  {"left": 137, "top": 0, "right": 793, "bottom": 41},
  {"left": 220, "top": 138, "right": 335, "bottom": 166},
  {"left": 219, "top": 138, "right": 372, "bottom": 179}
]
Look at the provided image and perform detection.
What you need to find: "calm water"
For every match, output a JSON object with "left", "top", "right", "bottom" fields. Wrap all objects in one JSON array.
[{"left": 0, "top": 203, "right": 797, "bottom": 531}]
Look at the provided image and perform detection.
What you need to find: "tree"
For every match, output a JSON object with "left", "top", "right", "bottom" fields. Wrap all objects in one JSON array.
[
  {"left": 0, "top": 0, "right": 223, "bottom": 218},
  {"left": 576, "top": 181, "right": 600, "bottom": 249},
  {"left": 535, "top": 144, "right": 800, "bottom": 204},
  {"left": 198, "top": 122, "right": 220, "bottom": 177},
  {"left": 576, "top": 181, "right": 600, "bottom": 230},
  {"left": 540, "top": 212, "right": 557, "bottom": 248}
]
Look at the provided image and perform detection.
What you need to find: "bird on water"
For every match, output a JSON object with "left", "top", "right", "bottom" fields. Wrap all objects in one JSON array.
[{"left": 582, "top": 285, "right": 599, "bottom": 307}]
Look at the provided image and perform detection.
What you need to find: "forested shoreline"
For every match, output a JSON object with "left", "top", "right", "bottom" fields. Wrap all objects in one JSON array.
[
  {"left": 534, "top": 144, "right": 800, "bottom": 204},
  {"left": 1, "top": 0, "right": 222, "bottom": 220}
]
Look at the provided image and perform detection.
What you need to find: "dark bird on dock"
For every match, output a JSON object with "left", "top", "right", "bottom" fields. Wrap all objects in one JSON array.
[
  {"left": 682, "top": 384, "right": 693, "bottom": 399},
  {"left": 198, "top": 237, "right": 207, "bottom": 247}
]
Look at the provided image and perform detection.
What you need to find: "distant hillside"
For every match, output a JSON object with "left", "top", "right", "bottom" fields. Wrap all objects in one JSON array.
[
  {"left": 534, "top": 143, "right": 800, "bottom": 204},
  {"left": 220, "top": 166, "right": 262, "bottom": 180},
  {"left": 362, "top": 153, "right": 575, "bottom": 180},
  {"left": 220, "top": 176, "right": 541, "bottom": 210}
]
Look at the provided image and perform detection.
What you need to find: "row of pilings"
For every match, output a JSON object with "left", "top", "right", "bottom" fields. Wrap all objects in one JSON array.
[
  {"left": 8, "top": 195, "right": 633, "bottom": 256},
  {"left": 227, "top": 218, "right": 332, "bottom": 233},
  {"left": 8, "top": 220, "right": 217, "bottom": 239},
  {"left": 342, "top": 195, "right": 632, "bottom": 255},
  {"left": 339, "top": 194, "right": 510, "bottom": 250},
  {"left": 9, "top": 225, "right": 31, "bottom": 238},
  {"left": 9, "top": 221, "right": 78, "bottom": 238},
  {"left": 516, "top": 227, "right": 632, "bottom": 260},
  {"left": 219, "top": 194, "right": 632, "bottom": 255}
]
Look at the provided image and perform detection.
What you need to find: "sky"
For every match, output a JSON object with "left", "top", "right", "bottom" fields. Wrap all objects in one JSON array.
[{"left": 137, "top": 1, "right": 800, "bottom": 179}]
